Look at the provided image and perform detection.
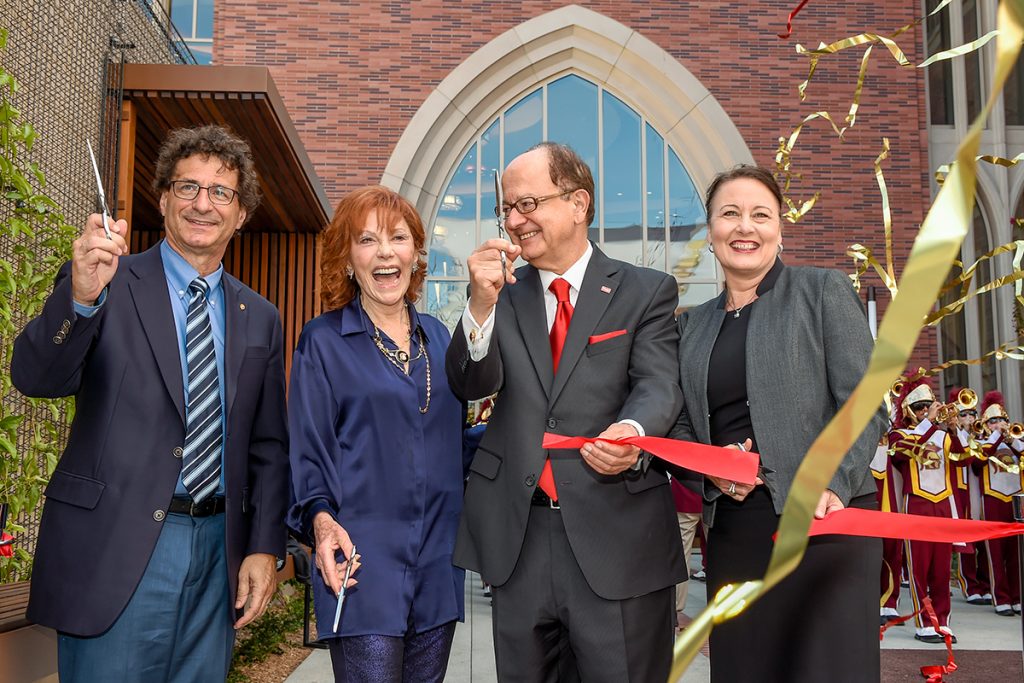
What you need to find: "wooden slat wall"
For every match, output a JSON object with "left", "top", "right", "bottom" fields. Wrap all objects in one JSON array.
[{"left": 130, "top": 231, "right": 321, "bottom": 379}]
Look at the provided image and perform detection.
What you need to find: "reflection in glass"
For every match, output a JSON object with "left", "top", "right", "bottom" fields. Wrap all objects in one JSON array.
[
  {"left": 170, "top": 0, "right": 192, "bottom": 34},
  {"left": 433, "top": 146, "right": 477, "bottom": 279},
  {"left": 602, "top": 92, "right": 642, "bottom": 266},
  {"left": 549, "top": 76, "right": 600, "bottom": 225},
  {"left": 480, "top": 119, "right": 500, "bottom": 244},
  {"left": 426, "top": 281, "right": 470, "bottom": 330},
  {"left": 668, "top": 151, "right": 714, "bottom": 282},
  {"left": 645, "top": 123, "right": 666, "bottom": 269},
  {"left": 196, "top": 0, "right": 214, "bottom": 39},
  {"left": 677, "top": 282, "right": 720, "bottom": 312},
  {"left": 504, "top": 91, "right": 542, "bottom": 163}
]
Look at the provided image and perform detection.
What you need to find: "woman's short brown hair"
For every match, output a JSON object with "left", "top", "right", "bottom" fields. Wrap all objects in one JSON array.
[
  {"left": 704, "top": 165, "right": 784, "bottom": 217},
  {"left": 320, "top": 186, "right": 427, "bottom": 312},
  {"left": 153, "top": 125, "right": 262, "bottom": 218}
]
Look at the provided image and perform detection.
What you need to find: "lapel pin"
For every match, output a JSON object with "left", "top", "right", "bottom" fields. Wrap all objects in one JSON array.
[
  {"left": 239, "top": 303, "right": 246, "bottom": 311},
  {"left": 600, "top": 285, "right": 612, "bottom": 294}
]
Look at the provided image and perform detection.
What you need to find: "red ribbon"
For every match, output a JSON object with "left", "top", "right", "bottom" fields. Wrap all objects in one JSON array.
[
  {"left": 542, "top": 433, "right": 760, "bottom": 485},
  {"left": 879, "top": 598, "right": 957, "bottom": 681},
  {"left": 778, "top": 0, "right": 812, "bottom": 39},
  {"left": 809, "top": 507, "right": 1024, "bottom": 542}
]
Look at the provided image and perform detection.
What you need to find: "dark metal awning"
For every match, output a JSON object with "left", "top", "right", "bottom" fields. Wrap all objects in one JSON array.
[{"left": 120, "top": 63, "right": 330, "bottom": 233}]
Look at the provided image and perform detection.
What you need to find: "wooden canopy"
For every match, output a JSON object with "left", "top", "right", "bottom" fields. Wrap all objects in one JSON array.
[{"left": 119, "top": 63, "right": 330, "bottom": 234}]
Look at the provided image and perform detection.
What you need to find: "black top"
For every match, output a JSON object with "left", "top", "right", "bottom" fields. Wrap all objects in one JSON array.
[{"left": 706, "top": 258, "right": 785, "bottom": 452}]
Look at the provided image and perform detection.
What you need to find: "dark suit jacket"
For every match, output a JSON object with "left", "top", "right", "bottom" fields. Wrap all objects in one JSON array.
[
  {"left": 670, "top": 262, "right": 886, "bottom": 527},
  {"left": 445, "top": 246, "right": 686, "bottom": 600},
  {"left": 11, "top": 243, "right": 289, "bottom": 636}
]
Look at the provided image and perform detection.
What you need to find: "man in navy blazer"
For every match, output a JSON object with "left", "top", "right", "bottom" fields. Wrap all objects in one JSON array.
[
  {"left": 446, "top": 143, "right": 685, "bottom": 682},
  {"left": 11, "top": 125, "right": 288, "bottom": 681}
]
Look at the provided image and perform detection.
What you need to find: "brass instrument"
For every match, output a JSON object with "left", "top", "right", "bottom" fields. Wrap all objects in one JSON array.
[
  {"left": 935, "top": 402, "right": 959, "bottom": 425},
  {"left": 1009, "top": 422, "right": 1024, "bottom": 440},
  {"left": 972, "top": 419, "right": 988, "bottom": 438},
  {"left": 956, "top": 388, "right": 978, "bottom": 411},
  {"left": 890, "top": 379, "right": 905, "bottom": 397}
]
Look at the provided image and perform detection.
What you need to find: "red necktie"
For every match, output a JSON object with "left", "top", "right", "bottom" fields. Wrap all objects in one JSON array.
[{"left": 540, "top": 278, "right": 574, "bottom": 501}]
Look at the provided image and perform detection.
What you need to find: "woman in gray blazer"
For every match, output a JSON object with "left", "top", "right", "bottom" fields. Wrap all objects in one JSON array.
[{"left": 671, "top": 165, "right": 886, "bottom": 682}]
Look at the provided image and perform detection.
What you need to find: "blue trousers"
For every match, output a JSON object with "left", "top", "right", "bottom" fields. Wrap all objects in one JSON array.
[{"left": 58, "top": 512, "right": 233, "bottom": 682}]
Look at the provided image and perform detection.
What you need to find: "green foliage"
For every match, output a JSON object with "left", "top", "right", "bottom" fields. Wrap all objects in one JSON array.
[
  {"left": 227, "top": 581, "right": 307, "bottom": 683},
  {"left": 0, "top": 26, "right": 78, "bottom": 582}
]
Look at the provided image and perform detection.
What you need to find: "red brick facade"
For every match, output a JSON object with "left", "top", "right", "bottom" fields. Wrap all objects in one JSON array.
[{"left": 216, "top": 0, "right": 937, "bottom": 369}]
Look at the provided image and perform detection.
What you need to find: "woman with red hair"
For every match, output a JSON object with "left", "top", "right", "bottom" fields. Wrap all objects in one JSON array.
[{"left": 287, "top": 186, "right": 466, "bottom": 681}]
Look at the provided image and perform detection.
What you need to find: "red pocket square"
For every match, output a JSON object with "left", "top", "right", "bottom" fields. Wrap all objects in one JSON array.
[{"left": 588, "top": 329, "right": 628, "bottom": 344}]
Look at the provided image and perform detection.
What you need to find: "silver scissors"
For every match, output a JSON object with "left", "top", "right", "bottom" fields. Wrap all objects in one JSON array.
[
  {"left": 86, "top": 140, "right": 113, "bottom": 240},
  {"left": 493, "top": 170, "right": 507, "bottom": 282},
  {"left": 332, "top": 544, "right": 356, "bottom": 632}
]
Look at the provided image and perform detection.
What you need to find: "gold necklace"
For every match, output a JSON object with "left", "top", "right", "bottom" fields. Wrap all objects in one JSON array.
[{"left": 372, "top": 324, "right": 431, "bottom": 414}]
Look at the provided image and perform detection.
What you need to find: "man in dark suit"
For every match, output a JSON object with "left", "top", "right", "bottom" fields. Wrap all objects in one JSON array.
[
  {"left": 11, "top": 125, "right": 288, "bottom": 681},
  {"left": 446, "top": 142, "right": 685, "bottom": 682}
]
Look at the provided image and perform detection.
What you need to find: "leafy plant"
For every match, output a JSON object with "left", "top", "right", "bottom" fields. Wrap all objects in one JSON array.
[
  {"left": 0, "top": 26, "right": 78, "bottom": 582},
  {"left": 228, "top": 580, "right": 307, "bottom": 683}
]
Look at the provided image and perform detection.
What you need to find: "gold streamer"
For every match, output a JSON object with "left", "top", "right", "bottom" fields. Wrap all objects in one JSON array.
[
  {"left": 939, "top": 240, "right": 1024, "bottom": 297},
  {"left": 918, "top": 30, "right": 1000, "bottom": 68},
  {"left": 925, "top": 268, "right": 1024, "bottom": 325},
  {"left": 909, "top": 342, "right": 1024, "bottom": 378},
  {"left": 847, "top": 243, "right": 899, "bottom": 296},
  {"left": 935, "top": 153, "right": 1024, "bottom": 184},
  {"left": 670, "top": 2, "right": 1024, "bottom": 678}
]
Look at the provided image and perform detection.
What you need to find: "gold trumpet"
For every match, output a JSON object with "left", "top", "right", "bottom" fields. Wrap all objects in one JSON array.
[
  {"left": 890, "top": 379, "right": 905, "bottom": 397},
  {"left": 1009, "top": 422, "right": 1024, "bottom": 439},
  {"left": 935, "top": 402, "right": 960, "bottom": 424},
  {"left": 956, "top": 388, "right": 978, "bottom": 411},
  {"left": 973, "top": 419, "right": 989, "bottom": 438}
]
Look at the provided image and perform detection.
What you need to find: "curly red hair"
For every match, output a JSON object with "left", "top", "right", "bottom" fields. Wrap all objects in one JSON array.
[{"left": 320, "top": 186, "right": 427, "bottom": 312}]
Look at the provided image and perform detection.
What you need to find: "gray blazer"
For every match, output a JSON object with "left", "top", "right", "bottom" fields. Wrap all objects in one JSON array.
[
  {"left": 670, "top": 261, "right": 885, "bottom": 526},
  {"left": 446, "top": 246, "right": 686, "bottom": 600}
]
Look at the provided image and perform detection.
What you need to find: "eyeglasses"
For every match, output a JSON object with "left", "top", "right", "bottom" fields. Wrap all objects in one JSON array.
[
  {"left": 495, "top": 189, "right": 576, "bottom": 219},
  {"left": 959, "top": 410, "right": 978, "bottom": 418},
  {"left": 910, "top": 401, "right": 933, "bottom": 412},
  {"left": 169, "top": 180, "right": 239, "bottom": 206}
]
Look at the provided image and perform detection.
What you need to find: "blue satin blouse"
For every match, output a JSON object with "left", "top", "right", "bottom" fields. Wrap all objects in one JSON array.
[{"left": 287, "top": 296, "right": 465, "bottom": 638}]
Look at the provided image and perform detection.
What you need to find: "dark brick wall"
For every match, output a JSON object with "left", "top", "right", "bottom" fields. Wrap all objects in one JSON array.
[{"left": 216, "top": 0, "right": 936, "bottom": 369}]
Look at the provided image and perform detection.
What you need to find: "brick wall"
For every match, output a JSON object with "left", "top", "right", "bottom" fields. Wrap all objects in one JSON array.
[{"left": 216, "top": 0, "right": 937, "bottom": 370}]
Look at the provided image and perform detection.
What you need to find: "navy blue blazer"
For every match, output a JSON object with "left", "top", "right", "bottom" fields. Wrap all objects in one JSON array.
[
  {"left": 11, "top": 243, "right": 289, "bottom": 636},
  {"left": 287, "top": 298, "right": 465, "bottom": 638}
]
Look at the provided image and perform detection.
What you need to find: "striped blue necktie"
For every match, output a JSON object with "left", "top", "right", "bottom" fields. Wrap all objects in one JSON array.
[{"left": 181, "top": 277, "right": 222, "bottom": 503}]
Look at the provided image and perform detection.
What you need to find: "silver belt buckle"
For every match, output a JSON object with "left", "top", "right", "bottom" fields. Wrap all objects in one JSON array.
[{"left": 189, "top": 499, "right": 200, "bottom": 516}]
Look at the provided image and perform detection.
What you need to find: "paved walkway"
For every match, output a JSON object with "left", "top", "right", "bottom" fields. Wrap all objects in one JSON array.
[{"left": 286, "top": 560, "right": 1024, "bottom": 682}]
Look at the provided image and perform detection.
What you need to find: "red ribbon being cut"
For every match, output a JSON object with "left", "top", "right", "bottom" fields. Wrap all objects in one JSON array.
[
  {"left": 778, "top": 0, "right": 812, "bottom": 39},
  {"left": 541, "top": 433, "right": 760, "bottom": 485},
  {"left": 809, "top": 507, "right": 1024, "bottom": 542}
]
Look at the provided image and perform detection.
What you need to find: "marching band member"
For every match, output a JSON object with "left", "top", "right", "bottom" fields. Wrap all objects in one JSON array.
[
  {"left": 975, "top": 391, "right": 1023, "bottom": 617},
  {"left": 889, "top": 377, "right": 969, "bottom": 643},
  {"left": 949, "top": 387, "right": 992, "bottom": 606},
  {"left": 874, "top": 382, "right": 905, "bottom": 623}
]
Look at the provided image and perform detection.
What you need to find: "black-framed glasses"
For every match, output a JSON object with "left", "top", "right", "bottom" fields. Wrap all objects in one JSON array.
[
  {"left": 495, "top": 189, "right": 576, "bottom": 219},
  {"left": 959, "top": 409, "right": 978, "bottom": 418},
  {"left": 910, "top": 401, "right": 933, "bottom": 412},
  {"left": 169, "top": 180, "right": 239, "bottom": 206}
]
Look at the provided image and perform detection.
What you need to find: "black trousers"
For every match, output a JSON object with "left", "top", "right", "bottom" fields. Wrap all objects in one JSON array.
[
  {"left": 491, "top": 505, "right": 674, "bottom": 683},
  {"left": 707, "top": 488, "right": 881, "bottom": 683}
]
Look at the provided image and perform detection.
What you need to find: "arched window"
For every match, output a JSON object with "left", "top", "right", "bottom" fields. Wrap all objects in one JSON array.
[
  {"left": 939, "top": 203, "right": 999, "bottom": 397},
  {"left": 423, "top": 74, "right": 714, "bottom": 328}
]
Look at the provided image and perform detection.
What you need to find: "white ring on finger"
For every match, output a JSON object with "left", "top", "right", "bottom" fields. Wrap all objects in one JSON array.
[{"left": 728, "top": 482, "right": 737, "bottom": 495}]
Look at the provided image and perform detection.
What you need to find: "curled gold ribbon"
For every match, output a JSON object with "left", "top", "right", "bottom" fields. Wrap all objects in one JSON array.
[{"left": 670, "top": 3, "right": 1024, "bottom": 679}]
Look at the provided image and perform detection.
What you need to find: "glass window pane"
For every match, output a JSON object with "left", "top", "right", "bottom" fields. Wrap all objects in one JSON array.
[
  {"left": 503, "top": 91, "right": 542, "bottom": 164},
  {"left": 188, "top": 42, "right": 213, "bottom": 64},
  {"left": 549, "top": 76, "right": 600, "bottom": 225},
  {"left": 432, "top": 145, "right": 476, "bottom": 279},
  {"left": 667, "top": 151, "right": 714, "bottom": 284},
  {"left": 645, "top": 124, "right": 666, "bottom": 269},
  {"left": 601, "top": 91, "right": 642, "bottom": 265},
  {"left": 678, "top": 282, "right": 719, "bottom": 313},
  {"left": 426, "top": 281, "right": 470, "bottom": 330},
  {"left": 926, "top": 0, "right": 954, "bottom": 125},
  {"left": 480, "top": 119, "right": 501, "bottom": 244},
  {"left": 972, "top": 207, "right": 997, "bottom": 390},
  {"left": 170, "top": 0, "right": 193, "bottom": 38},
  {"left": 1006, "top": 56, "right": 1024, "bottom": 125},
  {"left": 963, "top": 0, "right": 983, "bottom": 123},
  {"left": 196, "top": 0, "right": 214, "bottom": 40}
]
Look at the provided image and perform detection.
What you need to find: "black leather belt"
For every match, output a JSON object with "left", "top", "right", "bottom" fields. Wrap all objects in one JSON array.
[
  {"left": 168, "top": 496, "right": 226, "bottom": 517},
  {"left": 530, "top": 489, "right": 560, "bottom": 510}
]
